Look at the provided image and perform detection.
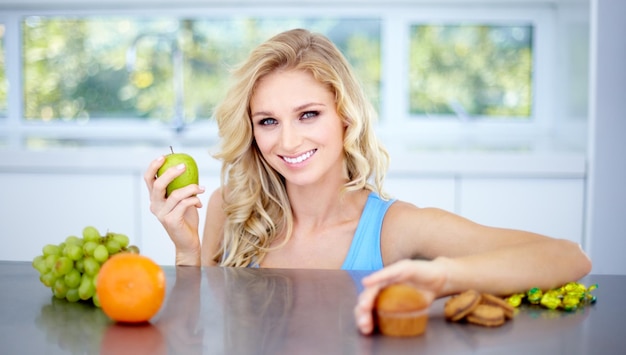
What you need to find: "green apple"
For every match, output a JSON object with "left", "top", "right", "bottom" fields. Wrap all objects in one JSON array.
[{"left": 156, "top": 147, "right": 199, "bottom": 197}]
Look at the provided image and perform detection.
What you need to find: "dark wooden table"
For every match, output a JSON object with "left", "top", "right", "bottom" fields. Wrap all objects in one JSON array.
[{"left": 0, "top": 261, "right": 623, "bottom": 354}]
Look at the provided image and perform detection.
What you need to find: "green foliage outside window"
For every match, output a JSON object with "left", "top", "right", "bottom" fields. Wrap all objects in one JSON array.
[
  {"left": 409, "top": 24, "right": 533, "bottom": 119},
  {"left": 21, "top": 17, "right": 380, "bottom": 124},
  {"left": 15, "top": 18, "right": 535, "bottom": 123}
]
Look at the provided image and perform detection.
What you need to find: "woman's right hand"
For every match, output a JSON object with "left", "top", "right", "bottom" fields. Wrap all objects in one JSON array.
[{"left": 144, "top": 156, "right": 206, "bottom": 265}]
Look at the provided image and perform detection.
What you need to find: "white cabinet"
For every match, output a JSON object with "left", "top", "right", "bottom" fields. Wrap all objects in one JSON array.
[
  {"left": 458, "top": 178, "right": 585, "bottom": 244},
  {"left": 384, "top": 177, "right": 456, "bottom": 212},
  {"left": 0, "top": 172, "right": 137, "bottom": 262},
  {"left": 0, "top": 149, "right": 587, "bottom": 264},
  {"left": 386, "top": 177, "right": 585, "bottom": 245}
]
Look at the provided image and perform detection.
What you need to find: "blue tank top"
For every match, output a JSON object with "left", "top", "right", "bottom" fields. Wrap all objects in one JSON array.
[{"left": 341, "top": 192, "right": 396, "bottom": 271}]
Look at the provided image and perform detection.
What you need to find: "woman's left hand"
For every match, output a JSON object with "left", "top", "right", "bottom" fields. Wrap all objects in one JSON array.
[{"left": 353, "top": 259, "right": 447, "bottom": 335}]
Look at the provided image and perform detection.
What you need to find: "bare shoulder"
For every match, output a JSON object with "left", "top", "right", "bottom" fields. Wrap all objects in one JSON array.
[
  {"left": 206, "top": 186, "right": 225, "bottom": 210},
  {"left": 383, "top": 199, "right": 455, "bottom": 235},
  {"left": 201, "top": 187, "right": 226, "bottom": 266},
  {"left": 380, "top": 199, "right": 443, "bottom": 262}
]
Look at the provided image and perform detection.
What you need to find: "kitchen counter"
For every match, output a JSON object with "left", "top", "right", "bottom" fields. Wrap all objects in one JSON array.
[{"left": 0, "top": 261, "right": 622, "bottom": 354}]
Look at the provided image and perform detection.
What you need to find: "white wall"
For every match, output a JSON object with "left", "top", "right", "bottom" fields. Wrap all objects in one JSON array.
[
  {"left": 0, "top": 149, "right": 586, "bottom": 266},
  {"left": 585, "top": 0, "right": 626, "bottom": 275},
  {"left": 4, "top": 0, "right": 626, "bottom": 274}
]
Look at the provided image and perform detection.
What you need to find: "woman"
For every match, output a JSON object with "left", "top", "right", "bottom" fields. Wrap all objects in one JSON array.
[{"left": 144, "top": 28, "right": 591, "bottom": 335}]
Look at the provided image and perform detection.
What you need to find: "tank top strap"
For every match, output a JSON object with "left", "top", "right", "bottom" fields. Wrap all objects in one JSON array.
[{"left": 341, "top": 192, "right": 396, "bottom": 271}]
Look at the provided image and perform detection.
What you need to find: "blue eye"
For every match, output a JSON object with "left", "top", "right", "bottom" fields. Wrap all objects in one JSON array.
[
  {"left": 301, "top": 111, "right": 319, "bottom": 120},
  {"left": 259, "top": 117, "right": 277, "bottom": 126}
]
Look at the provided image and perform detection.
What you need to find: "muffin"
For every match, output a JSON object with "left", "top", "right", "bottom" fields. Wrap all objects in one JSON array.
[{"left": 374, "top": 283, "right": 429, "bottom": 337}]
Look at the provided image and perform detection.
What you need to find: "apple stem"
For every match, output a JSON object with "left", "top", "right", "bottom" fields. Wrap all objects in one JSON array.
[{"left": 169, "top": 146, "right": 174, "bottom": 154}]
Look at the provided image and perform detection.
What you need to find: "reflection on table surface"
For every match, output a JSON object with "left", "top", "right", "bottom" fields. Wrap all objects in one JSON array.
[{"left": 2, "top": 261, "right": 624, "bottom": 355}]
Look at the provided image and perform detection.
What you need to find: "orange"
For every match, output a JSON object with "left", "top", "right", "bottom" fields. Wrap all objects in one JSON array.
[{"left": 96, "top": 253, "right": 166, "bottom": 323}]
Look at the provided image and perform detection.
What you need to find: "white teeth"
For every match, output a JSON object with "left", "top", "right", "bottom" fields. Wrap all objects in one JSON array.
[{"left": 283, "top": 150, "right": 315, "bottom": 164}]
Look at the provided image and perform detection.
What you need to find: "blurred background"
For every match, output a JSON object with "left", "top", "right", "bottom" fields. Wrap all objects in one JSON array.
[{"left": 0, "top": 0, "right": 623, "bottom": 274}]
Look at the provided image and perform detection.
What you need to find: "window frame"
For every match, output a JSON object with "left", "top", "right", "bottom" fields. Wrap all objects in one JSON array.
[
  {"left": 378, "top": 5, "right": 555, "bottom": 144},
  {"left": 0, "top": 2, "right": 559, "bottom": 150}
]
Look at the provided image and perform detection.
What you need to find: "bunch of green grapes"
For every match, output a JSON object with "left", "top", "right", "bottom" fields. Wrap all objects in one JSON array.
[{"left": 31, "top": 226, "right": 140, "bottom": 306}]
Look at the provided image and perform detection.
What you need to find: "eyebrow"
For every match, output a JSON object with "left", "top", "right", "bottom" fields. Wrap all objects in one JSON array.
[{"left": 251, "top": 102, "right": 325, "bottom": 119}]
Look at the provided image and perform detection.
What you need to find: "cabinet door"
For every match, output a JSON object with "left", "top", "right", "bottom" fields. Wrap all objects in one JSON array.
[
  {"left": 0, "top": 172, "right": 137, "bottom": 261},
  {"left": 385, "top": 177, "right": 456, "bottom": 212},
  {"left": 459, "top": 178, "right": 584, "bottom": 244}
]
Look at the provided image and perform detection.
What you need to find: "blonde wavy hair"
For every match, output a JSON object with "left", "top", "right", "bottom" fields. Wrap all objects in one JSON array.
[{"left": 212, "top": 28, "right": 389, "bottom": 267}]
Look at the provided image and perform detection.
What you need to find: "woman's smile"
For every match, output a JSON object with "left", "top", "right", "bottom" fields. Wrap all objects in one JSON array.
[{"left": 281, "top": 149, "right": 317, "bottom": 165}]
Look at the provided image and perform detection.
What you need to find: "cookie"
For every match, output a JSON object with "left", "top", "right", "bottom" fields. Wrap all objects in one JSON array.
[
  {"left": 480, "top": 293, "right": 515, "bottom": 319},
  {"left": 444, "top": 289, "right": 481, "bottom": 322},
  {"left": 466, "top": 304, "right": 506, "bottom": 327}
]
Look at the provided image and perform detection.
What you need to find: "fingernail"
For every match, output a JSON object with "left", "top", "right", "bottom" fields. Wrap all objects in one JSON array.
[
  {"left": 176, "top": 163, "right": 185, "bottom": 170},
  {"left": 358, "top": 314, "right": 369, "bottom": 326},
  {"left": 199, "top": 186, "right": 206, "bottom": 192},
  {"left": 156, "top": 155, "right": 164, "bottom": 161}
]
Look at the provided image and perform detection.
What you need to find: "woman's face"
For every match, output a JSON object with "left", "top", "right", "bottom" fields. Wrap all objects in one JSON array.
[{"left": 250, "top": 69, "right": 346, "bottom": 188}]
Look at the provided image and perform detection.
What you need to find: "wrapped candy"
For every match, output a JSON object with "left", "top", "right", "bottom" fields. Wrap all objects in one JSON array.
[
  {"left": 506, "top": 293, "right": 524, "bottom": 307},
  {"left": 540, "top": 291, "right": 561, "bottom": 310},
  {"left": 505, "top": 282, "right": 598, "bottom": 312},
  {"left": 527, "top": 287, "right": 543, "bottom": 304}
]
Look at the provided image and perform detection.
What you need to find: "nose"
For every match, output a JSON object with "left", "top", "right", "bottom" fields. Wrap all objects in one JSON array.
[{"left": 279, "top": 121, "right": 302, "bottom": 152}]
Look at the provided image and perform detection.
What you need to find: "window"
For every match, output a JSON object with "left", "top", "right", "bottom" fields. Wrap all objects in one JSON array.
[
  {"left": 409, "top": 24, "right": 533, "bottom": 119},
  {"left": 22, "top": 17, "right": 380, "bottom": 127},
  {"left": 0, "top": 2, "right": 586, "bottom": 150}
]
